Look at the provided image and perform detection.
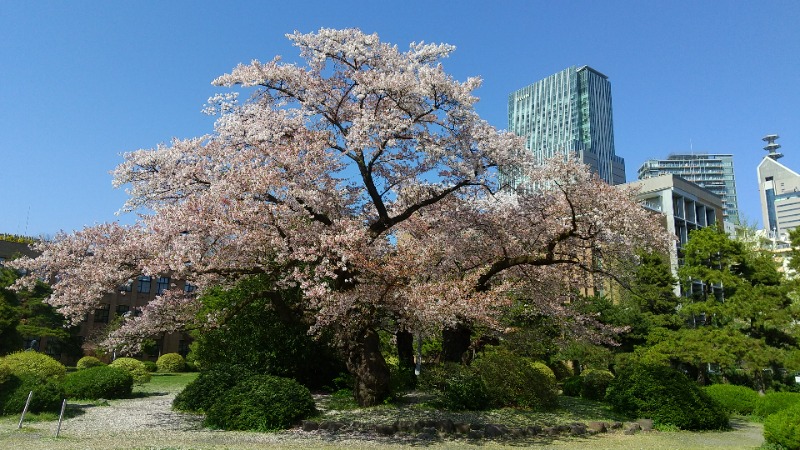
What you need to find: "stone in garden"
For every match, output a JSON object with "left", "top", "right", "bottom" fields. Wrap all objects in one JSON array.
[
  {"left": 455, "top": 422, "right": 471, "bottom": 434},
  {"left": 301, "top": 420, "right": 319, "bottom": 431},
  {"left": 468, "top": 430, "right": 485, "bottom": 439},
  {"left": 587, "top": 421, "right": 607, "bottom": 433},
  {"left": 436, "top": 418, "right": 455, "bottom": 433},
  {"left": 570, "top": 423, "right": 587, "bottom": 435},
  {"left": 375, "top": 424, "right": 396, "bottom": 435},
  {"left": 484, "top": 424, "right": 505, "bottom": 438},
  {"left": 526, "top": 425, "right": 542, "bottom": 436},
  {"left": 610, "top": 421, "right": 623, "bottom": 429},
  {"left": 637, "top": 418, "right": 654, "bottom": 431}
]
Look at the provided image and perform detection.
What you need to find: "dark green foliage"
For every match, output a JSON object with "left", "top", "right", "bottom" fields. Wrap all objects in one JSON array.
[
  {"left": 562, "top": 375, "right": 582, "bottom": 397},
  {"left": 606, "top": 364, "right": 729, "bottom": 430},
  {"left": 172, "top": 367, "right": 247, "bottom": 413},
  {"left": 754, "top": 392, "right": 800, "bottom": 418},
  {"left": 62, "top": 366, "right": 133, "bottom": 400},
  {"left": 704, "top": 384, "right": 759, "bottom": 415},
  {"left": 204, "top": 375, "right": 316, "bottom": 431},
  {"left": 0, "top": 374, "right": 64, "bottom": 415},
  {"left": 764, "top": 402, "right": 800, "bottom": 450},
  {"left": 471, "top": 347, "right": 558, "bottom": 409},
  {"left": 580, "top": 369, "right": 614, "bottom": 401},
  {"left": 76, "top": 356, "right": 105, "bottom": 370},
  {"left": 156, "top": 353, "right": 185, "bottom": 373},
  {"left": 142, "top": 360, "right": 158, "bottom": 373},
  {"left": 0, "top": 350, "right": 66, "bottom": 382},
  {"left": 189, "top": 276, "right": 343, "bottom": 390}
]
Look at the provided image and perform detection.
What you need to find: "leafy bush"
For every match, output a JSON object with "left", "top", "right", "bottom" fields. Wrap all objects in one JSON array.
[
  {"left": 173, "top": 368, "right": 246, "bottom": 413},
  {"left": 606, "top": 364, "right": 729, "bottom": 430},
  {"left": 109, "top": 357, "right": 151, "bottom": 384},
  {"left": 0, "top": 374, "right": 64, "bottom": 415},
  {"left": 440, "top": 365, "right": 490, "bottom": 411},
  {"left": 581, "top": 369, "right": 614, "bottom": 401},
  {"left": 754, "top": 391, "right": 800, "bottom": 418},
  {"left": 143, "top": 360, "right": 158, "bottom": 372},
  {"left": 562, "top": 375, "right": 582, "bottom": 397},
  {"left": 0, "top": 351, "right": 66, "bottom": 382},
  {"left": 62, "top": 366, "right": 133, "bottom": 400},
  {"left": 704, "top": 384, "right": 759, "bottom": 415},
  {"left": 764, "top": 402, "right": 800, "bottom": 450},
  {"left": 204, "top": 375, "right": 317, "bottom": 431},
  {"left": 76, "top": 356, "right": 105, "bottom": 370},
  {"left": 471, "top": 347, "right": 558, "bottom": 409},
  {"left": 156, "top": 353, "right": 185, "bottom": 373}
]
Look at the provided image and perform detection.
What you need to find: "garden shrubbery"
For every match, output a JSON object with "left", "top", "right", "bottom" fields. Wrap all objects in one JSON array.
[
  {"left": 606, "top": 363, "right": 729, "bottom": 430},
  {"left": 562, "top": 375, "right": 582, "bottom": 397},
  {"left": 76, "top": 356, "right": 105, "bottom": 370},
  {"left": 0, "top": 351, "right": 66, "bottom": 382},
  {"left": 580, "top": 368, "right": 615, "bottom": 401},
  {"left": 204, "top": 374, "right": 316, "bottom": 431},
  {"left": 753, "top": 391, "right": 800, "bottom": 418},
  {"left": 0, "top": 374, "right": 64, "bottom": 415},
  {"left": 62, "top": 366, "right": 133, "bottom": 400},
  {"left": 704, "top": 384, "right": 759, "bottom": 415},
  {"left": 764, "top": 402, "right": 800, "bottom": 450},
  {"left": 173, "top": 367, "right": 246, "bottom": 413},
  {"left": 156, "top": 353, "right": 185, "bottom": 373},
  {"left": 110, "top": 357, "right": 151, "bottom": 384},
  {"left": 471, "top": 347, "right": 558, "bottom": 410}
]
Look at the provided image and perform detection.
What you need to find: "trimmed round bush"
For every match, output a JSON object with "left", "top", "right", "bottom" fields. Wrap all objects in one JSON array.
[
  {"left": 142, "top": 360, "right": 158, "bottom": 373},
  {"left": 754, "top": 391, "right": 800, "bottom": 418},
  {"left": 173, "top": 368, "right": 244, "bottom": 413},
  {"left": 0, "top": 351, "right": 66, "bottom": 382},
  {"left": 764, "top": 402, "right": 800, "bottom": 450},
  {"left": 0, "top": 374, "right": 64, "bottom": 416},
  {"left": 110, "top": 357, "right": 151, "bottom": 384},
  {"left": 440, "top": 366, "right": 490, "bottom": 411},
  {"left": 606, "top": 364, "right": 729, "bottom": 430},
  {"left": 581, "top": 369, "right": 615, "bottom": 401},
  {"left": 156, "top": 353, "right": 185, "bottom": 373},
  {"left": 704, "top": 384, "right": 759, "bottom": 415},
  {"left": 76, "top": 356, "right": 106, "bottom": 370},
  {"left": 62, "top": 366, "right": 133, "bottom": 400},
  {"left": 204, "top": 375, "right": 317, "bottom": 431},
  {"left": 471, "top": 348, "right": 558, "bottom": 409},
  {"left": 562, "top": 375, "right": 582, "bottom": 397}
]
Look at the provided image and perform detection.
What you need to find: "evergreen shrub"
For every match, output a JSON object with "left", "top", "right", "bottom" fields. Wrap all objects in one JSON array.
[
  {"left": 440, "top": 365, "right": 490, "bottom": 411},
  {"left": 581, "top": 369, "right": 615, "bottom": 401},
  {"left": 109, "top": 357, "right": 151, "bottom": 384},
  {"left": 754, "top": 391, "right": 800, "bottom": 418},
  {"left": 142, "top": 360, "right": 158, "bottom": 372},
  {"left": 172, "top": 367, "right": 245, "bottom": 413},
  {"left": 156, "top": 353, "right": 185, "bottom": 373},
  {"left": 764, "top": 402, "right": 800, "bottom": 450},
  {"left": 62, "top": 366, "right": 133, "bottom": 400},
  {"left": 204, "top": 375, "right": 317, "bottom": 431},
  {"left": 471, "top": 347, "right": 558, "bottom": 409},
  {"left": 0, "top": 374, "right": 64, "bottom": 415},
  {"left": 562, "top": 375, "right": 582, "bottom": 397},
  {"left": 76, "top": 356, "right": 105, "bottom": 370},
  {"left": 606, "top": 363, "right": 729, "bottom": 430},
  {"left": 0, "top": 351, "right": 66, "bottom": 382},
  {"left": 704, "top": 384, "right": 759, "bottom": 415}
]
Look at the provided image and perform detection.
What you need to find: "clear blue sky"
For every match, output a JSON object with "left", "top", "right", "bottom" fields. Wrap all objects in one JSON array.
[{"left": 2, "top": 1, "right": 798, "bottom": 237}]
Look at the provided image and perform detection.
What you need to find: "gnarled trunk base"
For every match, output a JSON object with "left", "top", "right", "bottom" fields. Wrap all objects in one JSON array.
[{"left": 345, "top": 327, "right": 390, "bottom": 406}]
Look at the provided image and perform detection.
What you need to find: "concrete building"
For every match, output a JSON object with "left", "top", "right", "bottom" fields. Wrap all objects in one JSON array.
[
  {"left": 638, "top": 153, "right": 740, "bottom": 225},
  {"left": 505, "top": 65, "right": 626, "bottom": 187},
  {"left": 626, "top": 174, "right": 724, "bottom": 295},
  {"left": 758, "top": 134, "right": 800, "bottom": 242}
]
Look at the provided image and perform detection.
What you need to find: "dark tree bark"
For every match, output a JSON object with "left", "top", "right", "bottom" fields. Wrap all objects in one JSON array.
[
  {"left": 396, "top": 329, "right": 415, "bottom": 371},
  {"left": 344, "top": 327, "right": 391, "bottom": 406},
  {"left": 442, "top": 322, "right": 472, "bottom": 363}
]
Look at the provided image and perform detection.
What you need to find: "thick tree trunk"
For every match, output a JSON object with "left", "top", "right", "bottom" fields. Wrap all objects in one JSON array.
[
  {"left": 442, "top": 322, "right": 472, "bottom": 363},
  {"left": 396, "top": 330, "right": 415, "bottom": 371},
  {"left": 345, "top": 327, "right": 391, "bottom": 406}
]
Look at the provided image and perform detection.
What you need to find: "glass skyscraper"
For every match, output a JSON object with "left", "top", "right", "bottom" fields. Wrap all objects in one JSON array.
[
  {"left": 638, "top": 153, "right": 740, "bottom": 225},
  {"left": 506, "top": 65, "right": 626, "bottom": 186}
]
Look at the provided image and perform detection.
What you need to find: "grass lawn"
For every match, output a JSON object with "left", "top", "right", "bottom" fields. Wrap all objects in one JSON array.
[{"left": 132, "top": 371, "right": 199, "bottom": 395}]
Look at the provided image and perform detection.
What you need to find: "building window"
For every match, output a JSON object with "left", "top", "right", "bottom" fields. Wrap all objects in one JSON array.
[
  {"left": 137, "top": 276, "right": 151, "bottom": 294},
  {"left": 156, "top": 277, "right": 171, "bottom": 295},
  {"left": 184, "top": 282, "right": 197, "bottom": 294},
  {"left": 116, "top": 304, "right": 130, "bottom": 317},
  {"left": 119, "top": 282, "right": 132, "bottom": 293},
  {"left": 94, "top": 304, "right": 110, "bottom": 324}
]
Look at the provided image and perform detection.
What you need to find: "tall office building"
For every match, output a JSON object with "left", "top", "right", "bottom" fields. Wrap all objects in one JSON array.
[
  {"left": 638, "top": 153, "right": 740, "bottom": 225},
  {"left": 506, "top": 65, "right": 626, "bottom": 186},
  {"left": 758, "top": 134, "right": 800, "bottom": 241}
]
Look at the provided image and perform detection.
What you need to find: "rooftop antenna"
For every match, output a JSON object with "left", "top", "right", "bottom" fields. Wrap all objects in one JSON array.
[{"left": 763, "top": 134, "right": 783, "bottom": 160}]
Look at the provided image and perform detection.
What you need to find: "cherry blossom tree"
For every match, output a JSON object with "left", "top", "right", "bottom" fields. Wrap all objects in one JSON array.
[{"left": 11, "top": 28, "right": 669, "bottom": 406}]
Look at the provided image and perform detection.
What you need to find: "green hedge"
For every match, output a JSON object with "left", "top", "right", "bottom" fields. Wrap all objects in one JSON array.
[
  {"left": 156, "top": 353, "right": 185, "bottom": 373},
  {"left": 704, "top": 384, "right": 759, "bottom": 415},
  {"left": 109, "top": 357, "right": 151, "bottom": 384},
  {"left": 754, "top": 391, "right": 800, "bottom": 418},
  {"left": 0, "top": 351, "right": 66, "bottom": 382},
  {"left": 204, "top": 375, "right": 317, "bottom": 431},
  {"left": 0, "top": 374, "right": 64, "bottom": 416},
  {"left": 471, "top": 347, "right": 558, "bottom": 410},
  {"left": 62, "top": 366, "right": 133, "bottom": 400},
  {"left": 76, "top": 356, "right": 106, "bottom": 370},
  {"left": 764, "top": 402, "right": 800, "bottom": 450},
  {"left": 581, "top": 369, "right": 614, "bottom": 401},
  {"left": 606, "top": 364, "right": 729, "bottom": 430},
  {"left": 173, "top": 368, "right": 246, "bottom": 413}
]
